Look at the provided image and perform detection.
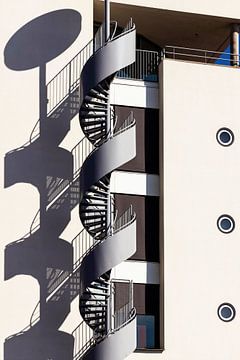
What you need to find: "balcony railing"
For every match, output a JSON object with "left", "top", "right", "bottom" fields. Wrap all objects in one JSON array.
[
  {"left": 164, "top": 45, "right": 239, "bottom": 67},
  {"left": 117, "top": 49, "right": 160, "bottom": 82}
]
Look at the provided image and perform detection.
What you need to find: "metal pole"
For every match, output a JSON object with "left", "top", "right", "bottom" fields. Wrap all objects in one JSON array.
[
  {"left": 230, "top": 24, "right": 239, "bottom": 66},
  {"left": 105, "top": 0, "right": 110, "bottom": 43}
]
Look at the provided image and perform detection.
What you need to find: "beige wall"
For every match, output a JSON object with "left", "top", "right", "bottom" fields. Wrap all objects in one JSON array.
[
  {"left": 0, "top": 0, "right": 93, "bottom": 357},
  {"left": 101, "top": 0, "right": 240, "bottom": 19},
  {"left": 160, "top": 59, "right": 240, "bottom": 360},
  {"left": 128, "top": 57, "right": 240, "bottom": 360}
]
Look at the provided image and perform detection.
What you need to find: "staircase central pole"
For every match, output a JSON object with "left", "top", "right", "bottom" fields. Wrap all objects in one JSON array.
[
  {"left": 105, "top": 0, "right": 110, "bottom": 43},
  {"left": 105, "top": 0, "right": 112, "bottom": 335}
]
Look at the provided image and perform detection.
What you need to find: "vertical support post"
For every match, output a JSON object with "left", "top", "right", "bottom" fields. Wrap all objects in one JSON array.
[
  {"left": 230, "top": 24, "right": 239, "bottom": 66},
  {"left": 39, "top": 64, "right": 47, "bottom": 135},
  {"left": 39, "top": 64, "right": 48, "bottom": 324},
  {"left": 104, "top": 1, "right": 112, "bottom": 237},
  {"left": 105, "top": 0, "right": 110, "bottom": 43}
]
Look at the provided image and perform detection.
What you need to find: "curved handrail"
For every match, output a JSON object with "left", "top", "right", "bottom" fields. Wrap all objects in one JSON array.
[
  {"left": 78, "top": 207, "right": 135, "bottom": 268},
  {"left": 92, "top": 19, "right": 135, "bottom": 59}
]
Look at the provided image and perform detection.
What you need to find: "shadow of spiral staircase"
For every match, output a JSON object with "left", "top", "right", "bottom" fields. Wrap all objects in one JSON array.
[
  {"left": 77, "top": 19, "right": 137, "bottom": 360},
  {"left": 4, "top": 18, "right": 137, "bottom": 360}
]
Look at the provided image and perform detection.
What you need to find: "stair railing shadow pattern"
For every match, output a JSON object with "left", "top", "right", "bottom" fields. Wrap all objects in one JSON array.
[{"left": 1, "top": 9, "right": 100, "bottom": 360}]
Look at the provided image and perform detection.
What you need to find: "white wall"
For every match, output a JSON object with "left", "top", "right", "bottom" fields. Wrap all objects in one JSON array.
[
  {"left": 128, "top": 57, "right": 240, "bottom": 360},
  {"left": 0, "top": 0, "right": 93, "bottom": 357},
  {"left": 111, "top": 171, "right": 159, "bottom": 196},
  {"left": 111, "top": 78, "right": 159, "bottom": 109},
  {"left": 161, "top": 60, "right": 240, "bottom": 360}
]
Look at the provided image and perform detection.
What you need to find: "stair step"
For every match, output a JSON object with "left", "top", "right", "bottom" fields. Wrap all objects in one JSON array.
[
  {"left": 87, "top": 226, "right": 107, "bottom": 234},
  {"left": 97, "top": 182, "right": 109, "bottom": 192},
  {"left": 87, "top": 316, "right": 106, "bottom": 322},
  {"left": 81, "top": 216, "right": 106, "bottom": 223},
  {"left": 81, "top": 119, "right": 107, "bottom": 126},
  {"left": 89, "top": 131, "right": 106, "bottom": 141},
  {"left": 81, "top": 301, "right": 107, "bottom": 306},
  {"left": 82, "top": 200, "right": 108, "bottom": 207},
  {"left": 81, "top": 204, "right": 108, "bottom": 215},
  {"left": 85, "top": 194, "right": 108, "bottom": 201},
  {"left": 83, "top": 291, "right": 109, "bottom": 297},
  {"left": 88, "top": 91, "right": 108, "bottom": 101},
  {"left": 86, "top": 219, "right": 106, "bottom": 226},
  {"left": 89, "top": 284, "right": 109, "bottom": 291},
  {"left": 81, "top": 113, "right": 107, "bottom": 119},
  {"left": 96, "top": 278, "right": 109, "bottom": 286},
  {"left": 82, "top": 106, "right": 108, "bottom": 112},
  {"left": 83, "top": 126, "right": 103, "bottom": 134},
  {"left": 82, "top": 309, "right": 107, "bottom": 314},
  {"left": 95, "top": 85, "right": 109, "bottom": 97},
  {"left": 90, "top": 188, "right": 108, "bottom": 196},
  {"left": 86, "top": 100, "right": 107, "bottom": 107},
  {"left": 82, "top": 195, "right": 108, "bottom": 204}
]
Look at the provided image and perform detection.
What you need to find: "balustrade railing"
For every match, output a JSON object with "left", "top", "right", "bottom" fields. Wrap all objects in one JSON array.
[
  {"left": 164, "top": 45, "right": 240, "bottom": 66},
  {"left": 72, "top": 229, "right": 95, "bottom": 270},
  {"left": 110, "top": 279, "right": 134, "bottom": 332},
  {"left": 117, "top": 49, "right": 160, "bottom": 82},
  {"left": 47, "top": 40, "right": 93, "bottom": 114},
  {"left": 113, "top": 205, "right": 135, "bottom": 234},
  {"left": 72, "top": 137, "right": 94, "bottom": 178},
  {"left": 72, "top": 321, "right": 94, "bottom": 360}
]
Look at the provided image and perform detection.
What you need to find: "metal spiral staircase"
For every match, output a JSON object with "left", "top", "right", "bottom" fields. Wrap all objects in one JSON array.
[{"left": 77, "top": 19, "right": 137, "bottom": 360}]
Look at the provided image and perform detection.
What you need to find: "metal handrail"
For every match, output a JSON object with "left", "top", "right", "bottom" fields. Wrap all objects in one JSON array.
[
  {"left": 164, "top": 45, "right": 240, "bottom": 66},
  {"left": 113, "top": 205, "right": 135, "bottom": 234},
  {"left": 72, "top": 321, "right": 94, "bottom": 360},
  {"left": 47, "top": 40, "right": 93, "bottom": 114},
  {"left": 117, "top": 49, "right": 160, "bottom": 82}
]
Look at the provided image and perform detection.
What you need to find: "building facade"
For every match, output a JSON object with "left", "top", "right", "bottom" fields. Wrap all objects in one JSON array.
[{"left": 1, "top": 1, "right": 240, "bottom": 359}]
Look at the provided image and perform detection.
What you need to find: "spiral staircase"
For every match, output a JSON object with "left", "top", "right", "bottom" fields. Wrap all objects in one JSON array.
[{"left": 76, "top": 19, "right": 137, "bottom": 360}]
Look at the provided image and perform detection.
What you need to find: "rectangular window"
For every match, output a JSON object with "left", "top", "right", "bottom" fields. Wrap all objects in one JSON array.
[
  {"left": 114, "top": 194, "right": 159, "bottom": 262},
  {"left": 137, "top": 315, "right": 155, "bottom": 349},
  {"left": 114, "top": 106, "right": 159, "bottom": 174}
]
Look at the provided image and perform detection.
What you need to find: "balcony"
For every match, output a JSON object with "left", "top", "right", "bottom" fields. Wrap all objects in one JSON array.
[
  {"left": 164, "top": 45, "right": 239, "bottom": 67},
  {"left": 117, "top": 49, "right": 160, "bottom": 82}
]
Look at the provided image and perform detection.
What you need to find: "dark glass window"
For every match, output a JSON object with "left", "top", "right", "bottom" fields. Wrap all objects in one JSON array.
[
  {"left": 114, "top": 106, "right": 159, "bottom": 174},
  {"left": 114, "top": 194, "right": 159, "bottom": 262},
  {"left": 137, "top": 315, "right": 155, "bottom": 349},
  {"left": 134, "top": 284, "right": 160, "bottom": 350}
]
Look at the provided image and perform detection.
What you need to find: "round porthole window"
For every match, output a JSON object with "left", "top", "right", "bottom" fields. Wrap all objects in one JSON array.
[
  {"left": 216, "top": 128, "right": 234, "bottom": 146},
  {"left": 217, "top": 215, "right": 235, "bottom": 233},
  {"left": 217, "top": 303, "right": 236, "bottom": 322}
]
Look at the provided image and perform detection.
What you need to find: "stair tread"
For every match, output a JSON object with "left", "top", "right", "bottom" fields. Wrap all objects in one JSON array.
[
  {"left": 84, "top": 100, "right": 108, "bottom": 106},
  {"left": 81, "top": 213, "right": 106, "bottom": 219},
  {"left": 88, "top": 91, "right": 108, "bottom": 101},
  {"left": 81, "top": 113, "right": 107, "bottom": 119}
]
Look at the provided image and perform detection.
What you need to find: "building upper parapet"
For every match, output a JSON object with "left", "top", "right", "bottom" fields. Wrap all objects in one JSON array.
[
  {"left": 95, "top": 0, "right": 240, "bottom": 54},
  {"left": 96, "top": 0, "right": 240, "bottom": 20}
]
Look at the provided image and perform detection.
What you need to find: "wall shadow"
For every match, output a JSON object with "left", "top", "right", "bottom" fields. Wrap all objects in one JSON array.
[
  {"left": 4, "top": 9, "right": 82, "bottom": 360},
  {"left": 4, "top": 9, "right": 81, "bottom": 70}
]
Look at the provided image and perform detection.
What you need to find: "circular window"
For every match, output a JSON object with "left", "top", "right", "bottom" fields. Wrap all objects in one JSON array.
[
  {"left": 217, "top": 303, "right": 236, "bottom": 322},
  {"left": 216, "top": 128, "right": 234, "bottom": 146},
  {"left": 217, "top": 215, "right": 235, "bottom": 233}
]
